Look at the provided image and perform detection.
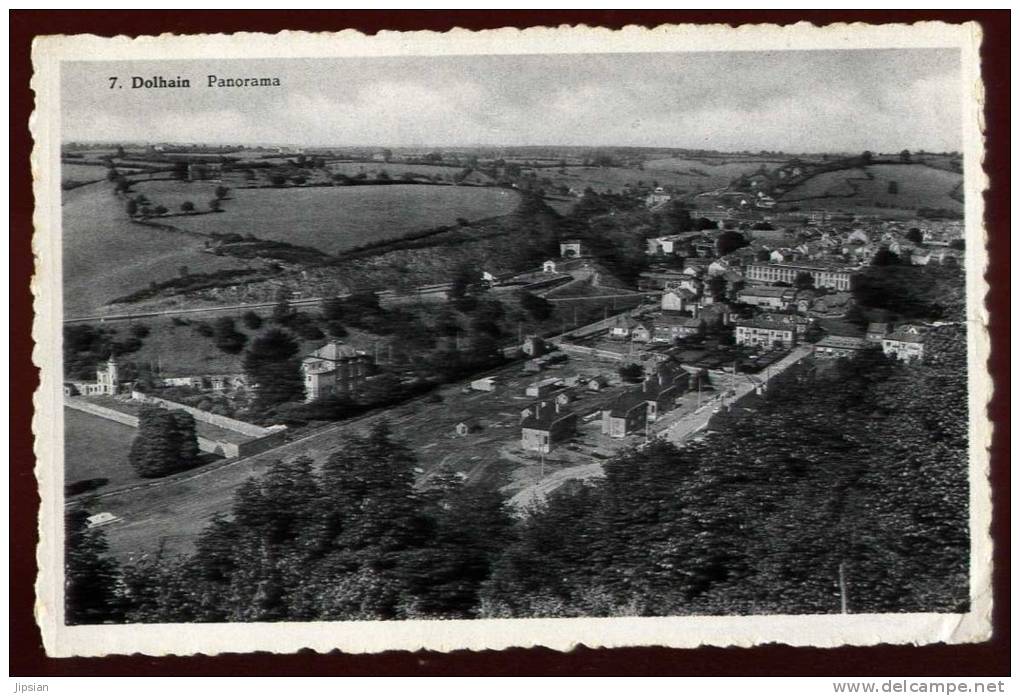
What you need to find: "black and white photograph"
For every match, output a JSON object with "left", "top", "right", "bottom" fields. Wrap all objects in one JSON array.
[{"left": 31, "top": 22, "right": 991, "bottom": 656}]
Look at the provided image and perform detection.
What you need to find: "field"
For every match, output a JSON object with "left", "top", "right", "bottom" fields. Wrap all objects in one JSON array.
[
  {"left": 778, "top": 163, "right": 963, "bottom": 212},
  {"left": 61, "top": 182, "right": 255, "bottom": 316},
  {"left": 62, "top": 163, "right": 110, "bottom": 187},
  {"left": 64, "top": 407, "right": 138, "bottom": 493},
  {"left": 643, "top": 156, "right": 787, "bottom": 186},
  {"left": 326, "top": 161, "right": 493, "bottom": 184},
  {"left": 133, "top": 182, "right": 521, "bottom": 255},
  {"left": 527, "top": 164, "right": 764, "bottom": 196}
]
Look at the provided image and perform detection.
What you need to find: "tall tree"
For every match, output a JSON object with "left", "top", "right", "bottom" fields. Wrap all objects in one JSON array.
[
  {"left": 242, "top": 328, "right": 304, "bottom": 411},
  {"left": 65, "top": 509, "right": 123, "bottom": 624},
  {"left": 128, "top": 405, "right": 199, "bottom": 478}
]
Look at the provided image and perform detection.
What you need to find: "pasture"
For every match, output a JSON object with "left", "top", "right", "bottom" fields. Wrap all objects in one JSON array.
[
  {"left": 643, "top": 156, "right": 787, "bottom": 185},
  {"left": 64, "top": 407, "right": 138, "bottom": 494},
  {"left": 527, "top": 164, "right": 752, "bottom": 195},
  {"left": 152, "top": 184, "right": 521, "bottom": 255},
  {"left": 326, "top": 161, "right": 493, "bottom": 183},
  {"left": 62, "top": 163, "right": 109, "bottom": 186},
  {"left": 779, "top": 163, "right": 963, "bottom": 213},
  {"left": 61, "top": 182, "right": 253, "bottom": 316}
]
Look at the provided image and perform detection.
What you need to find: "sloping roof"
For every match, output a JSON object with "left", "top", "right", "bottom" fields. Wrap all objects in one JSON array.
[
  {"left": 655, "top": 314, "right": 703, "bottom": 328},
  {"left": 735, "top": 320, "right": 798, "bottom": 333},
  {"left": 306, "top": 341, "right": 364, "bottom": 362},
  {"left": 739, "top": 286, "right": 793, "bottom": 298},
  {"left": 521, "top": 402, "right": 576, "bottom": 430},
  {"left": 885, "top": 330, "right": 926, "bottom": 344},
  {"left": 816, "top": 335, "right": 869, "bottom": 350},
  {"left": 604, "top": 389, "right": 648, "bottom": 418}
]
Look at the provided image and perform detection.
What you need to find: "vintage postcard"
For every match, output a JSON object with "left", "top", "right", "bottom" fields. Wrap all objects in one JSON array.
[{"left": 31, "top": 22, "right": 991, "bottom": 657}]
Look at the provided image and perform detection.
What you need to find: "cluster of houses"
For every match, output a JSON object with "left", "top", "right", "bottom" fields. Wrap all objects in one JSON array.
[{"left": 519, "top": 361, "right": 692, "bottom": 453}]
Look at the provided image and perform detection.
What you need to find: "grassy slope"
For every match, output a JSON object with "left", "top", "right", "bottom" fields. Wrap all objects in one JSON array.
[
  {"left": 777, "top": 163, "right": 963, "bottom": 212},
  {"left": 64, "top": 407, "right": 138, "bottom": 491},
  {"left": 139, "top": 183, "right": 520, "bottom": 255},
  {"left": 62, "top": 182, "right": 254, "bottom": 316}
]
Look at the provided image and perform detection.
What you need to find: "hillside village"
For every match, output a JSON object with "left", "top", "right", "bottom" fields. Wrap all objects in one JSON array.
[{"left": 60, "top": 142, "right": 970, "bottom": 624}]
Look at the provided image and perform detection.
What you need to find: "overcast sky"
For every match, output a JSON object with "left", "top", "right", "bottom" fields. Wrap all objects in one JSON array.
[{"left": 61, "top": 49, "right": 961, "bottom": 153}]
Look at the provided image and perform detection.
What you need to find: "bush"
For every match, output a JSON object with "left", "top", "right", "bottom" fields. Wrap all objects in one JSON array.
[
  {"left": 241, "top": 310, "right": 263, "bottom": 330},
  {"left": 129, "top": 323, "right": 150, "bottom": 339},
  {"left": 193, "top": 322, "right": 215, "bottom": 338}
]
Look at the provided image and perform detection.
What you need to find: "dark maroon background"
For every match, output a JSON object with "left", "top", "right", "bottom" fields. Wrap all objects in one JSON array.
[{"left": 9, "top": 10, "right": 1010, "bottom": 677}]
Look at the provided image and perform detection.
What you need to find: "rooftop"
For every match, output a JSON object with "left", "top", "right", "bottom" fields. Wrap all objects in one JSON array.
[
  {"left": 521, "top": 402, "right": 575, "bottom": 430},
  {"left": 816, "top": 335, "right": 870, "bottom": 350},
  {"left": 735, "top": 320, "right": 798, "bottom": 333}
]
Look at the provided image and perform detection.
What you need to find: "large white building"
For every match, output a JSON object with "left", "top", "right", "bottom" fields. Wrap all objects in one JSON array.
[{"left": 745, "top": 262, "right": 854, "bottom": 291}]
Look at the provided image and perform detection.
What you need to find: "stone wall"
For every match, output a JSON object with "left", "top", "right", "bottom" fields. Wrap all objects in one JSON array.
[
  {"left": 65, "top": 397, "right": 139, "bottom": 427},
  {"left": 66, "top": 395, "right": 288, "bottom": 460},
  {"left": 130, "top": 392, "right": 286, "bottom": 438}
]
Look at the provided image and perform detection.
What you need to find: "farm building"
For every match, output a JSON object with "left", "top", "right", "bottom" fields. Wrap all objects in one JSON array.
[
  {"left": 586, "top": 375, "right": 610, "bottom": 392},
  {"left": 520, "top": 401, "right": 577, "bottom": 454}
]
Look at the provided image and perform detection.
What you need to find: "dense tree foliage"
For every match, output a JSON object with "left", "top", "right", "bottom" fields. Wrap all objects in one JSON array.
[
  {"left": 242, "top": 328, "right": 304, "bottom": 411},
  {"left": 482, "top": 333, "right": 969, "bottom": 617},
  {"left": 66, "top": 509, "right": 123, "bottom": 624},
  {"left": 128, "top": 405, "right": 200, "bottom": 478},
  {"left": 115, "top": 426, "right": 515, "bottom": 622},
  {"left": 852, "top": 263, "right": 963, "bottom": 321}
]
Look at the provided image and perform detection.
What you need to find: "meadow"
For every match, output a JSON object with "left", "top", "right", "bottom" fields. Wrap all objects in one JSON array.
[
  {"left": 326, "top": 161, "right": 493, "bottom": 183},
  {"left": 643, "top": 156, "right": 787, "bottom": 186},
  {"left": 64, "top": 407, "right": 138, "bottom": 493},
  {"left": 62, "top": 163, "right": 109, "bottom": 186},
  {"left": 140, "top": 183, "right": 521, "bottom": 255},
  {"left": 528, "top": 164, "right": 764, "bottom": 195},
  {"left": 779, "top": 163, "right": 963, "bottom": 212},
  {"left": 62, "top": 182, "right": 253, "bottom": 316}
]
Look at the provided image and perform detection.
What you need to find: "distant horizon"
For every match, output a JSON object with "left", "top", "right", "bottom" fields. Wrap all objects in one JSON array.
[
  {"left": 61, "top": 140, "right": 962, "bottom": 158},
  {"left": 60, "top": 49, "right": 963, "bottom": 153}
]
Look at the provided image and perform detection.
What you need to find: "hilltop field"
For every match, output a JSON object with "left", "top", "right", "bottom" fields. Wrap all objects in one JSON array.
[
  {"left": 777, "top": 162, "right": 962, "bottom": 213},
  {"left": 133, "top": 180, "right": 521, "bottom": 256}
]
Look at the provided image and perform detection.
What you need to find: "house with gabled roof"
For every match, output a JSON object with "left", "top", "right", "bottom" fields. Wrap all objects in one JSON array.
[
  {"left": 301, "top": 340, "right": 373, "bottom": 402},
  {"left": 601, "top": 389, "right": 649, "bottom": 439},
  {"left": 882, "top": 325, "right": 927, "bottom": 363},
  {"left": 521, "top": 400, "right": 577, "bottom": 453}
]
